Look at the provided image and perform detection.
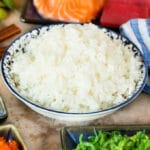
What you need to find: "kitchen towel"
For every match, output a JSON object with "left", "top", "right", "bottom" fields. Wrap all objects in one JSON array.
[{"left": 120, "top": 19, "right": 150, "bottom": 94}]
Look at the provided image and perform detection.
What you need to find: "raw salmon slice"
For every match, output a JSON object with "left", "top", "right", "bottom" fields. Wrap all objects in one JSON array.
[{"left": 33, "top": 0, "right": 106, "bottom": 23}]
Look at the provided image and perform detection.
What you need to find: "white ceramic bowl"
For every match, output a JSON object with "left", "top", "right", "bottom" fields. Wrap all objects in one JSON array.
[{"left": 1, "top": 24, "right": 148, "bottom": 122}]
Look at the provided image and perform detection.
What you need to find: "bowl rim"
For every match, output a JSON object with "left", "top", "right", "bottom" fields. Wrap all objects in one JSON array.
[{"left": 1, "top": 24, "right": 148, "bottom": 115}]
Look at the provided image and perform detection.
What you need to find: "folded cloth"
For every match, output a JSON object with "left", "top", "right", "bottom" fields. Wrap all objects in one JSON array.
[{"left": 120, "top": 19, "right": 150, "bottom": 94}]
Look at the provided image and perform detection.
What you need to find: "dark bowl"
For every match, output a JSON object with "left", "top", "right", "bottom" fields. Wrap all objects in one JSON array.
[
  {"left": 61, "top": 125, "right": 150, "bottom": 150},
  {"left": 0, "top": 96, "right": 8, "bottom": 122}
]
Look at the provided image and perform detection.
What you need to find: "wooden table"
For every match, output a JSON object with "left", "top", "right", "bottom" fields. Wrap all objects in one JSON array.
[{"left": 0, "top": 1, "right": 150, "bottom": 150}]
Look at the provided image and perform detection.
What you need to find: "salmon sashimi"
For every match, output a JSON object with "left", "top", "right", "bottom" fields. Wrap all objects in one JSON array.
[{"left": 33, "top": 0, "right": 107, "bottom": 23}]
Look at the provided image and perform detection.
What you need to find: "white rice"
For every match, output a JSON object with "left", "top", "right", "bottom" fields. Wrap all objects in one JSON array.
[{"left": 10, "top": 23, "right": 144, "bottom": 113}]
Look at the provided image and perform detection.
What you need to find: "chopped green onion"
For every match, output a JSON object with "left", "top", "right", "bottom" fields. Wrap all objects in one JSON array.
[{"left": 75, "top": 130, "right": 150, "bottom": 150}]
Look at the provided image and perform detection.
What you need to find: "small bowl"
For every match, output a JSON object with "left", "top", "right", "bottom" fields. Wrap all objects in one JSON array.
[
  {"left": 20, "top": 0, "right": 66, "bottom": 24},
  {"left": 0, "top": 24, "right": 148, "bottom": 122},
  {"left": 61, "top": 125, "right": 150, "bottom": 150},
  {"left": 0, "top": 96, "right": 8, "bottom": 122},
  {"left": 0, "top": 124, "right": 27, "bottom": 150}
]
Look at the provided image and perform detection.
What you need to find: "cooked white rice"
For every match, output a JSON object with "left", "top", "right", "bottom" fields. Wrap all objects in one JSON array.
[{"left": 10, "top": 23, "right": 144, "bottom": 113}]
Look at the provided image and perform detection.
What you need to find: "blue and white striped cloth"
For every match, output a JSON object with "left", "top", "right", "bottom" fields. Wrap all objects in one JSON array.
[{"left": 120, "top": 19, "right": 150, "bottom": 94}]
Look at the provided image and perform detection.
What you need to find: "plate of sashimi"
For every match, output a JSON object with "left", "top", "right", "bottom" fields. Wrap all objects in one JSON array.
[
  {"left": 20, "top": 0, "right": 150, "bottom": 28},
  {"left": 20, "top": 0, "right": 105, "bottom": 24}
]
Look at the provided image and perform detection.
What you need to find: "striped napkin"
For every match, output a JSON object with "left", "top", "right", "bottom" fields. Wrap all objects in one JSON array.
[{"left": 120, "top": 19, "right": 150, "bottom": 94}]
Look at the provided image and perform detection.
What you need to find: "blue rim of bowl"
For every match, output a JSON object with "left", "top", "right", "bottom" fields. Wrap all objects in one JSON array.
[{"left": 1, "top": 24, "right": 148, "bottom": 115}]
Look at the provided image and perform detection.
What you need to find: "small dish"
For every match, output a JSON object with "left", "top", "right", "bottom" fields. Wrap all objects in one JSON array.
[
  {"left": 61, "top": 125, "right": 150, "bottom": 150},
  {"left": 0, "top": 96, "right": 8, "bottom": 122},
  {"left": 20, "top": 0, "right": 101, "bottom": 25},
  {"left": 0, "top": 124, "right": 27, "bottom": 150},
  {"left": 20, "top": 0, "right": 67, "bottom": 24}
]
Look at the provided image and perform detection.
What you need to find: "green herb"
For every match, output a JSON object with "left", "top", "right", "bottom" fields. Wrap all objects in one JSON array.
[
  {"left": 0, "top": 1, "right": 5, "bottom": 7},
  {"left": 75, "top": 130, "right": 150, "bottom": 150},
  {"left": 0, "top": 0, "right": 15, "bottom": 20},
  {"left": 0, "top": 7, "right": 7, "bottom": 20},
  {"left": 2, "top": 0, "right": 15, "bottom": 10}
]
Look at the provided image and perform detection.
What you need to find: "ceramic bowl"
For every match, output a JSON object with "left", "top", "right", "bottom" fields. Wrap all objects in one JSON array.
[
  {"left": 0, "top": 96, "right": 8, "bottom": 122},
  {"left": 1, "top": 24, "right": 148, "bottom": 122},
  {"left": 0, "top": 124, "right": 27, "bottom": 150},
  {"left": 61, "top": 125, "right": 150, "bottom": 150}
]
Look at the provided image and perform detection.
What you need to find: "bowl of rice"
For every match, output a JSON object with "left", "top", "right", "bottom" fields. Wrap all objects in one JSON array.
[{"left": 1, "top": 23, "right": 148, "bottom": 121}]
